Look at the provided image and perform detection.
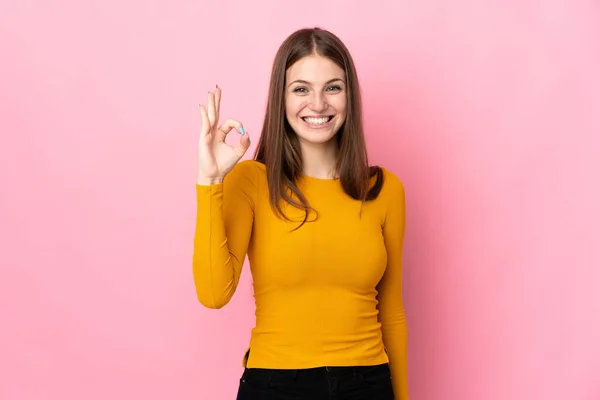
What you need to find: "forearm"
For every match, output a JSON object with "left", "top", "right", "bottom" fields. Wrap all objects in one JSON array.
[
  {"left": 192, "top": 184, "right": 241, "bottom": 309},
  {"left": 381, "top": 312, "right": 409, "bottom": 400}
]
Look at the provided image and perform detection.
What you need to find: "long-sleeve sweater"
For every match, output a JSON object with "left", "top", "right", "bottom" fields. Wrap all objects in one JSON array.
[{"left": 193, "top": 159, "right": 409, "bottom": 399}]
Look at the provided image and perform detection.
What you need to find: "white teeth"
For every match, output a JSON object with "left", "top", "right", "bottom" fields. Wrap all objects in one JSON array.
[{"left": 303, "top": 117, "right": 330, "bottom": 125}]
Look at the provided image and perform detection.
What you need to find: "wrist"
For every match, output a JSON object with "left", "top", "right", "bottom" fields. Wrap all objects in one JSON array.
[{"left": 197, "top": 176, "right": 224, "bottom": 185}]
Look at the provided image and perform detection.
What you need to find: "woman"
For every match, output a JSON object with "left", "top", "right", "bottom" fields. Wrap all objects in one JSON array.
[{"left": 193, "top": 27, "right": 409, "bottom": 400}]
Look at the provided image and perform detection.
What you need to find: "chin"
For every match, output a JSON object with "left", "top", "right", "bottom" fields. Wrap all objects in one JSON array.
[{"left": 296, "top": 130, "right": 339, "bottom": 146}]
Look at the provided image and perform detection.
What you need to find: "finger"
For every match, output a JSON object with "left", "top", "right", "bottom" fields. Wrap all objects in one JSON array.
[
  {"left": 234, "top": 130, "right": 252, "bottom": 158},
  {"left": 214, "top": 85, "right": 221, "bottom": 121},
  {"left": 199, "top": 104, "right": 210, "bottom": 137},
  {"left": 215, "top": 119, "right": 244, "bottom": 142},
  {"left": 207, "top": 91, "right": 216, "bottom": 128}
]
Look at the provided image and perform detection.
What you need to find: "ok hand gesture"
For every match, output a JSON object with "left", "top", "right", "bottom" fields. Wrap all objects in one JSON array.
[{"left": 197, "top": 86, "right": 251, "bottom": 185}]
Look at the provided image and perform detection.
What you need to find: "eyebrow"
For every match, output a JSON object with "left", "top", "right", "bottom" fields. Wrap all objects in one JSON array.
[{"left": 287, "top": 78, "right": 345, "bottom": 88}]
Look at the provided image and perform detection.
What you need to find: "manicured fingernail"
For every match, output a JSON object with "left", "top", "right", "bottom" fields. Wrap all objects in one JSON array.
[
  {"left": 216, "top": 84, "right": 219, "bottom": 89},
  {"left": 240, "top": 127, "right": 245, "bottom": 135}
]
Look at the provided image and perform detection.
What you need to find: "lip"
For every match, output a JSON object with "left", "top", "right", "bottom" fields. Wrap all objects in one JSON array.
[{"left": 301, "top": 115, "right": 335, "bottom": 129}]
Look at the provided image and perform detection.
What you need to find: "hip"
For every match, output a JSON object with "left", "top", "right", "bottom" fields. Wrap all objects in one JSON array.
[{"left": 236, "top": 362, "right": 394, "bottom": 400}]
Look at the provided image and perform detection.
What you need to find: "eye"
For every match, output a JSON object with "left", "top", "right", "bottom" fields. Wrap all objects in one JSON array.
[
  {"left": 326, "top": 85, "right": 342, "bottom": 92},
  {"left": 293, "top": 87, "right": 308, "bottom": 93}
]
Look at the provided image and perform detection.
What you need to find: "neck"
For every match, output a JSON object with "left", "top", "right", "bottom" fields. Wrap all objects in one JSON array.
[{"left": 300, "top": 138, "right": 339, "bottom": 179}]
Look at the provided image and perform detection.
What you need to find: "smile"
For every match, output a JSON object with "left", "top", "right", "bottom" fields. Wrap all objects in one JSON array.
[{"left": 302, "top": 116, "right": 334, "bottom": 126}]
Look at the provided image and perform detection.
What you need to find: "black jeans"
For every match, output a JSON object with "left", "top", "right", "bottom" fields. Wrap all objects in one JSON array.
[{"left": 236, "top": 363, "right": 394, "bottom": 400}]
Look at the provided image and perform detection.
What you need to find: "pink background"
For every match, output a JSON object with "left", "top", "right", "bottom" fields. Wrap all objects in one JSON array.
[{"left": 1, "top": 1, "right": 599, "bottom": 399}]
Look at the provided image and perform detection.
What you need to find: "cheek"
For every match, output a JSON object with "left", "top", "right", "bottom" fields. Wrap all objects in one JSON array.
[
  {"left": 285, "top": 98, "right": 309, "bottom": 117},
  {"left": 330, "top": 96, "right": 347, "bottom": 113}
]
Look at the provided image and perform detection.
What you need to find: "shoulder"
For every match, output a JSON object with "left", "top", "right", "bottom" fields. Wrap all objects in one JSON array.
[
  {"left": 377, "top": 167, "right": 406, "bottom": 226},
  {"left": 374, "top": 166, "right": 405, "bottom": 195},
  {"left": 378, "top": 167, "right": 406, "bottom": 203},
  {"left": 227, "top": 160, "right": 266, "bottom": 180},
  {"left": 223, "top": 160, "right": 267, "bottom": 192}
]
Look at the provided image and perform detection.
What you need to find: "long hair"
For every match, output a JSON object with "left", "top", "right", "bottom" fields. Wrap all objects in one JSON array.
[{"left": 254, "top": 27, "right": 384, "bottom": 225}]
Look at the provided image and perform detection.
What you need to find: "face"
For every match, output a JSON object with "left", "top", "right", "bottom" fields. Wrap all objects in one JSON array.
[{"left": 285, "top": 55, "right": 347, "bottom": 147}]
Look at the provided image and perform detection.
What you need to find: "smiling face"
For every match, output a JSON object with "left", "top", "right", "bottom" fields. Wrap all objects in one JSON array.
[{"left": 285, "top": 54, "right": 347, "bottom": 148}]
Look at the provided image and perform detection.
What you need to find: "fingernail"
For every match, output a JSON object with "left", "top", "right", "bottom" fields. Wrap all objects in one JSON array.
[
  {"left": 216, "top": 84, "right": 219, "bottom": 89},
  {"left": 240, "top": 127, "right": 245, "bottom": 135}
]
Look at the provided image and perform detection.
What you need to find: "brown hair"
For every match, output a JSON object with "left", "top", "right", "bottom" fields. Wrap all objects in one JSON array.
[{"left": 254, "top": 27, "right": 384, "bottom": 225}]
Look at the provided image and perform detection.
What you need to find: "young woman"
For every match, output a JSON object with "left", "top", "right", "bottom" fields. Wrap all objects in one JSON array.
[{"left": 193, "top": 27, "right": 409, "bottom": 400}]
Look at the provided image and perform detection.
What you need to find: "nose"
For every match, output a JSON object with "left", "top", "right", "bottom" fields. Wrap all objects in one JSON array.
[{"left": 309, "top": 92, "right": 328, "bottom": 113}]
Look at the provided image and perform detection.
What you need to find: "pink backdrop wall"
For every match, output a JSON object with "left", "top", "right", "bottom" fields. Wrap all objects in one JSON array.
[{"left": 1, "top": 1, "right": 599, "bottom": 399}]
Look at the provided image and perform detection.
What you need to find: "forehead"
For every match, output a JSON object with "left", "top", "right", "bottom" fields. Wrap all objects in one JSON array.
[{"left": 286, "top": 55, "right": 345, "bottom": 83}]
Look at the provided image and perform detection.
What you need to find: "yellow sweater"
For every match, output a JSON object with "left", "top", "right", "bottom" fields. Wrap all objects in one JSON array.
[{"left": 193, "top": 160, "right": 408, "bottom": 399}]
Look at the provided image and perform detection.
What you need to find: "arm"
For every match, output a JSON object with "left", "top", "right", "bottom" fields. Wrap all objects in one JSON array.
[
  {"left": 192, "top": 160, "right": 257, "bottom": 309},
  {"left": 377, "top": 171, "right": 409, "bottom": 400}
]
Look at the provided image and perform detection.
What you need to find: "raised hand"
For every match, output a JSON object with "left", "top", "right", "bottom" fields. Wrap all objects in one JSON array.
[{"left": 197, "top": 86, "right": 251, "bottom": 185}]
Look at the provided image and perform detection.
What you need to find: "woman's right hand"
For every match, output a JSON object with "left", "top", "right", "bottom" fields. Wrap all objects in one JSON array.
[{"left": 197, "top": 86, "right": 251, "bottom": 185}]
